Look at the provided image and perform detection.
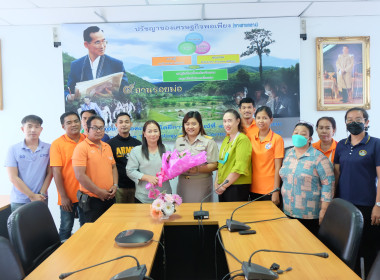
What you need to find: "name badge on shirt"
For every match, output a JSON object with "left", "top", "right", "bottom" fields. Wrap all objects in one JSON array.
[
  {"left": 265, "top": 143, "right": 272, "bottom": 150},
  {"left": 359, "top": 150, "right": 367, "bottom": 156}
]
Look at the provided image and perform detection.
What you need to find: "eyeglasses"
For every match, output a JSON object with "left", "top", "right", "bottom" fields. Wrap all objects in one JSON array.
[
  {"left": 89, "top": 126, "right": 105, "bottom": 132},
  {"left": 90, "top": 40, "right": 108, "bottom": 47},
  {"left": 346, "top": 118, "right": 365, "bottom": 124}
]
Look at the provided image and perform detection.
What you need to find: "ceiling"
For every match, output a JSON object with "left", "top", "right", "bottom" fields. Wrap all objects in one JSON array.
[{"left": 0, "top": 0, "right": 379, "bottom": 26}]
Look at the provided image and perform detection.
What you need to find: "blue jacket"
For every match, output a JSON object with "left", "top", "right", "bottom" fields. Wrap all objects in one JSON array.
[{"left": 65, "top": 54, "right": 128, "bottom": 99}]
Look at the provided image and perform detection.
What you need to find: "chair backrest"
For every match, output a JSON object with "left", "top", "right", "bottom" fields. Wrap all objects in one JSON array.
[
  {"left": 318, "top": 198, "right": 363, "bottom": 269},
  {"left": 367, "top": 251, "right": 380, "bottom": 280},
  {"left": 0, "top": 236, "right": 25, "bottom": 280},
  {"left": 7, "top": 201, "right": 61, "bottom": 275}
]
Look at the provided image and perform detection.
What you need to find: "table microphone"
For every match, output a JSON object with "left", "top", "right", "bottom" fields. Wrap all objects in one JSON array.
[
  {"left": 242, "top": 249, "right": 329, "bottom": 280},
  {"left": 59, "top": 255, "right": 146, "bottom": 279},
  {"left": 193, "top": 180, "right": 229, "bottom": 219},
  {"left": 226, "top": 188, "right": 280, "bottom": 232}
]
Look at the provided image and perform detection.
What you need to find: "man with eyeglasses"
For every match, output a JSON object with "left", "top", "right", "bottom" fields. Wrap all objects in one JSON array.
[
  {"left": 65, "top": 26, "right": 129, "bottom": 101},
  {"left": 50, "top": 112, "right": 86, "bottom": 241},
  {"left": 80, "top": 109, "right": 110, "bottom": 142},
  {"left": 72, "top": 115, "right": 118, "bottom": 223}
]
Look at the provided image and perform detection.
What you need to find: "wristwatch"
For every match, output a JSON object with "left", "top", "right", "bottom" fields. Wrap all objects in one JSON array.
[
  {"left": 376, "top": 202, "right": 380, "bottom": 207},
  {"left": 113, "top": 184, "right": 119, "bottom": 188}
]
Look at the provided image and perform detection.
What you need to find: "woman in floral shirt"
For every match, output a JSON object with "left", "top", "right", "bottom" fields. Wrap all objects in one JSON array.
[{"left": 279, "top": 122, "right": 335, "bottom": 236}]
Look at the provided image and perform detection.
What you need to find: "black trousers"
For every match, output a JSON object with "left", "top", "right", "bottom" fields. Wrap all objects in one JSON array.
[
  {"left": 83, "top": 197, "right": 115, "bottom": 223},
  {"left": 355, "top": 205, "right": 380, "bottom": 276},
  {"left": 218, "top": 184, "right": 250, "bottom": 202}
]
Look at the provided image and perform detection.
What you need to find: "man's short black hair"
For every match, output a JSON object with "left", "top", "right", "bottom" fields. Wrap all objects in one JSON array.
[
  {"left": 60, "top": 112, "right": 80, "bottom": 125},
  {"left": 80, "top": 109, "right": 96, "bottom": 118},
  {"left": 239, "top": 97, "right": 255, "bottom": 108},
  {"left": 21, "top": 115, "right": 43, "bottom": 125},
  {"left": 116, "top": 112, "right": 131, "bottom": 122},
  {"left": 83, "top": 26, "right": 102, "bottom": 43},
  {"left": 87, "top": 116, "right": 105, "bottom": 130}
]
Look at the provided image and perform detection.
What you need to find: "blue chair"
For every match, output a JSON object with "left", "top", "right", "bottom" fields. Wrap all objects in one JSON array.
[
  {"left": 7, "top": 201, "right": 61, "bottom": 275},
  {"left": 318, "top": 198, "right": 363, "bottom": 269}
]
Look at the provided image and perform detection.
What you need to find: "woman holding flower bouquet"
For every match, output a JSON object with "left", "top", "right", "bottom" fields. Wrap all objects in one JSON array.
[
  {"left": 126, "top": 120, "right": 172, "bottom": 203},
  {"left": 215, "top": 109, "right": 252, "bottom": 202},
  {"left": 175, "top": 111, "right": 219, "bottom": 202}
]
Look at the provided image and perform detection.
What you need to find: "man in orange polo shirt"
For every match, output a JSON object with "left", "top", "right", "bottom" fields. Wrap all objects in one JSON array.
[
  {"left": 51, "top": 112, "right": 86, "bottom": 241},
  {"left": 238, "top": 97, "right": 258, "bottom": 136},
  {"left": 72, "top": 115, "right": 118, "bottom": 223}
]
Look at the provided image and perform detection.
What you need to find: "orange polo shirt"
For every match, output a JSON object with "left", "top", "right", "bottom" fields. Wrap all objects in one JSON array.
[
  {"left": 312, "top": 139, "right": 337, "bottom": 163},
  {"left": 245, "top": 119, "right": 259, "bottom": 140},
  {"left": 50, "top": 133, "right": 86, "bottom": 205},
  {"left": 250, "top": 129, "right": 284, "bottom": 194},
  {"left": 72, "top": 138, "right": 116, "bottom": 198}
]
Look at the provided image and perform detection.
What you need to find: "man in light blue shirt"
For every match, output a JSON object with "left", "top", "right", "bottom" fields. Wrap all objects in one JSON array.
[{"left": 5, "top": 115, "right": 52, "bottom": 212}]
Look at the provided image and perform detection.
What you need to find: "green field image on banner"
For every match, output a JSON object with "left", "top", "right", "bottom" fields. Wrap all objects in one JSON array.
[{"left": 162, "top": 69, "right": 228, "bottom": 82}]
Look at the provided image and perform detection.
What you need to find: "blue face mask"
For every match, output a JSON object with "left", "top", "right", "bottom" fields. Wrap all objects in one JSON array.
[{"left": 292, "top": 134, "right": 308, "bottom": 148}]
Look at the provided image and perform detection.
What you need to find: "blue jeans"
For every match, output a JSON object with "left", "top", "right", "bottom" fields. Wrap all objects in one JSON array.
[
  {"left": 59, "top": 202, "right": 85, "bottom": 241},
  {"left": 11, "top": 199, "right": 48, "bottom": 212}
]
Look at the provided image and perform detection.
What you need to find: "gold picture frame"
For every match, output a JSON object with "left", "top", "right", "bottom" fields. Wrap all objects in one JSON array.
[{"left": 316, "top": 36, "right": 370, "bottom": 111}]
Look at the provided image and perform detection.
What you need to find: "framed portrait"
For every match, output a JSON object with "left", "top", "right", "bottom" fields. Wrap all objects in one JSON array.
[{"left": 316, "top": 36, "right": 370, "bottom": 111}]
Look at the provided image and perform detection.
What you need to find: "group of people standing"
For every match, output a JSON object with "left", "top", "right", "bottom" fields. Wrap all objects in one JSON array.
[{"left": 4, "top": 97, "right": 379, "bottom": 274}]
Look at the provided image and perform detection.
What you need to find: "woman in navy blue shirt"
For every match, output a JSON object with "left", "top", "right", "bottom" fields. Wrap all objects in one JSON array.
[{"left": 334, "top": 107, "right": 380, "bottom": 275}]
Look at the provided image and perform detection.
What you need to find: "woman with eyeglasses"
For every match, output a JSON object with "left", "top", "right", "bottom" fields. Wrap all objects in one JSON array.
[
  {"left": 334, "top": 107, "right": 380, "bottom": 272},
  {"left": 215, "top": 109, "right": 252, "bottom": 202},
  {"left": 175, "top": 111, "right": 218, "bottom": 202},
  {"left": 312, "top": 117, "right": 337, "bottom": 163},
  {"left": 248, "top": 106, "right": 284, "bottom": 205},
  {"left": 126, "top": 120, "right": 172, "bottom": 203},
  {"left": 279, "top": 122, "right": 334, "bottom": 236}
]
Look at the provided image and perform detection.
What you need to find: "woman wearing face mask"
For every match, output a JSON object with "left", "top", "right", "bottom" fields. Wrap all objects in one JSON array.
[
  {"left": 279, "top": 122, "right": 334, "bottom": 236},
  {"left": 312, "top": 117, "right": 337, "bottom": 163},
  {"left": 126, "top": 120, "right": 172, "bottom": 203},
  {"left": 215, "top": 109, "right": 252, "bottom": 202},
  {"left": 248, "top": 106, "right": 284, "bottom": 205},
  {"left": 175, "top": 111, "right": 218, "bottom": 202},
  {"left": 334, "top": 107, "right": 380, "bottom": 273}
]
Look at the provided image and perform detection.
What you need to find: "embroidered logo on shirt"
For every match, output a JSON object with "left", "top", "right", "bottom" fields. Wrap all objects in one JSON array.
[
  {"left": 359, "top": 150, "right": 367, "bottom": 156},
  {"left": 265, "top": 143, "right": 272, "bottom": 150}
]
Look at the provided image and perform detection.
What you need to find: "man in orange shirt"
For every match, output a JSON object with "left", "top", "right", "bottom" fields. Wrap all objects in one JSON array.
[
  {"left": 238, "top": 97, "right": 258, "bottom": 136},
  {"left": 50, "top": 112, "right": 86, "bottom": 241},
  {"left": 72, "top": 115, "right": 118, "bottom": 223}
]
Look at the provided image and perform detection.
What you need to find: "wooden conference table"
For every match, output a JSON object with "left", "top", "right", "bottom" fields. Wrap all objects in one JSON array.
[
  {"left": 0, "top": 194, "right": 10, "bottom": 211},
  {"left": 25, "top": 202, "right": 360, "bottom": 280}
]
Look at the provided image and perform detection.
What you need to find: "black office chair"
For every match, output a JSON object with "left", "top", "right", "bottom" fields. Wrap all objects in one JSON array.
[
  {"left": 7, "top": 201, "right": 61, "bottom": 275},
  {"left": 0, "top": 236, "right": 25, "bottom": 280},
  {"left": 318, "top": 198, "right": 363, "bottom": 269},
  {"left": 367, "top": 251, "right": 380, "bottom": 280}
]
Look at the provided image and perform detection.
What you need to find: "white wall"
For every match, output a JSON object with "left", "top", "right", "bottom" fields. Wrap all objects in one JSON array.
[{"left": 1, "top": 16, "right": 380, "bottom": 230}]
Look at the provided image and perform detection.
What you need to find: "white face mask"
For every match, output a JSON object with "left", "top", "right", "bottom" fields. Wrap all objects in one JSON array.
[{"left": 265, "top": 90, "right": 272, "bottom": 97}]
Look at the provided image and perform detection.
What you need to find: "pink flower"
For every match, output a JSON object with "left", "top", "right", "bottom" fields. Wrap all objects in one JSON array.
[
  {"left": 164, "top": 194, "right": 174, "bottom": 203},
  {"left": 171, "top": 194, "right": 182, "bottom": 205},
  {"left": 148, "top": 188, "right": 160, "bottom": 199}
]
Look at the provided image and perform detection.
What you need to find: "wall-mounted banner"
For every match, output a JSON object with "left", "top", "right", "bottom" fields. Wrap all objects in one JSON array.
[{"left": 62, "top": 18, "right": 300, "bottom": 141}]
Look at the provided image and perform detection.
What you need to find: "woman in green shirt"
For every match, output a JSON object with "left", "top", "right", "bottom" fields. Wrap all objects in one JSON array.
[{"left": 215, "top": 109, "right": 252, "bottom": 202}]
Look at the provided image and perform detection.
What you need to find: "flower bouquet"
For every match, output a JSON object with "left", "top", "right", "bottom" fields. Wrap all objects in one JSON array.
[
  {"left": 145, "top": 149, "right": 207, "bottom": 193},
  {"left": 150, "top": 193, "right": 182, "bottom": 220}
]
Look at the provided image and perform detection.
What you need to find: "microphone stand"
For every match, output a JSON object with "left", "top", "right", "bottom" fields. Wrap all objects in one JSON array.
[
  {"left": 242, "top": 249, "right": 328, "bottom": 280},
  {"left": 226, "top": 188, "right": 280, "bottom": 232},
  {"left": 193, "top": 180, "right": 229, "bottom": 219}
]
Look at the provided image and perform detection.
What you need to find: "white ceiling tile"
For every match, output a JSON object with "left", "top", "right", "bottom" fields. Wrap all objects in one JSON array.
[
  {"left": 302, "top": 1, "right": 380, "bottom": 17},
  {"left": 29, "top": 0, "right": 146, "bottom": 8},
  {"left": 147, "top": 0, "right": 258, "bottom": 4},
  {"left": 0, "top": 8, "right": 103, "bottom": 25},
  {"left": 204, "top": 2, "right": 310, "bottom": 19}
]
